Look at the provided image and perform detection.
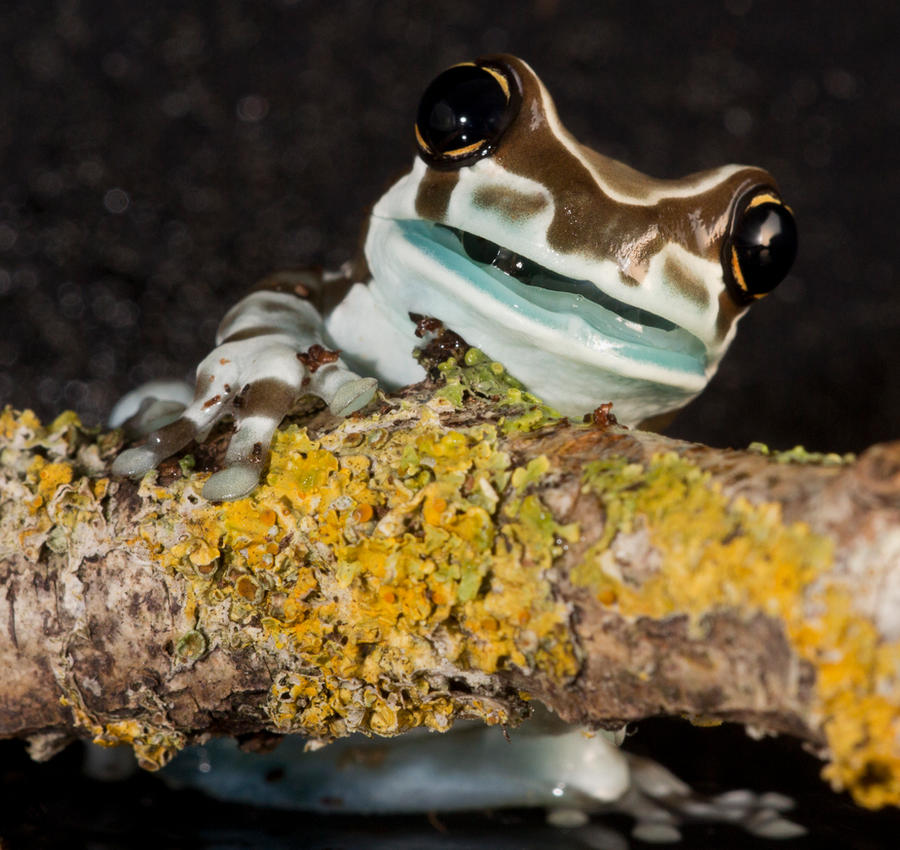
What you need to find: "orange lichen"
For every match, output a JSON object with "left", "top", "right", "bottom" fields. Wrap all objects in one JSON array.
[
  {"left": 0, "top": 407, "right": 41, "bottom": 440},
  {"left": 36, "top": 460, "right": 74, "bottom": 499}
]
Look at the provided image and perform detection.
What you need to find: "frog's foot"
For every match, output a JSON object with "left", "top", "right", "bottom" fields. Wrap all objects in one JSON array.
[
  {"left": 110, "top": 396, "right": 232, "bottom": 483},
  {"left": 108, "top": 380, "right": 194, "bottom": 437},
  {"left": 111, "top": 340, "right": 378, "bottom": 501},
  {"left": 200, "top": 360, "right": 376, "bottom": 502},
  {"left": 620, "top": 753, "right": 805, "bottom": 842}
]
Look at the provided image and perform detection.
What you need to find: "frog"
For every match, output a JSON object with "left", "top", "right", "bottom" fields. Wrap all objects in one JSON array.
[
  {"left": 110, "top": 54, "right": 797, "bottom": 503},
  {"left": 106, "top": 56, "right": 803, "bottom": 840}
]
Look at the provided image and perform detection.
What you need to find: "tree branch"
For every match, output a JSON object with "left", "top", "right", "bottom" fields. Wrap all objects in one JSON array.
[{"left": 1, "top": 350, "right": 899, "bottom": 810}]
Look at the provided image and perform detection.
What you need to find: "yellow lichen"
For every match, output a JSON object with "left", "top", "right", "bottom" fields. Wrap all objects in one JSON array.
[
  {"left": 60, "top": 690, "right": 186, "bottom": 771},
  {"left": 133, "top": 402, "right": 578, "bottom": 749},
  {"left": 1, "top": 410, "right": 114, "bottom": 558},
  {"left": 6, "top": 390, "right": 897, "bottom": 809},
  {"left": 36, "top": 460, "right": 74, "bottom": 500},
  {"left": 0, "top": 407, "right": 41, "bottom": 440},
  {"left": 573, "top": 451, "right": 900, "bottom": 808}
]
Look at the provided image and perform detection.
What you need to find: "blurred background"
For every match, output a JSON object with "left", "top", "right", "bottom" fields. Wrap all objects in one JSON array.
[{"left": 1, "top": 0, "right": 898, "bottom": 846}]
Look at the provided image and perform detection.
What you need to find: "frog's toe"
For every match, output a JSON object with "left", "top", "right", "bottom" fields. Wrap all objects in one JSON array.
[
  {"left": 328, "top": 377, "right": 378, "bottom": 417},
  {"left": 202, "top": 465, "right": 260, "bottom": 502},
  {"left": 304, "top": 361, "right": 377, "bottom": 418},
  {"left": 744, "top": 810, "right": 806, "bottom": 840},
  {"left": 110, "top": 446, "right": 161, "bottom": 479},
  {"left": 108, "top": 380, "right": 194, "bottom": 434},
  {"left": 111, "top": 416, "right": 205, "bottom": 482},
  {"left": 131, "top": 399, "right": 189, "bottom": 436}
]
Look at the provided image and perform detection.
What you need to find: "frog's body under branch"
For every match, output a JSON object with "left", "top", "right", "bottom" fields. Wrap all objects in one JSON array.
[{"left": 1, "top": 362, "right": 899, "bottom": 811}]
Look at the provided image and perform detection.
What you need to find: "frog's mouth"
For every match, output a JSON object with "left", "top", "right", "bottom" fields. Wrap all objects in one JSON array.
[
  {"left": 439, "top": 225, "right": 679, "bottom": 331},
  {"left": 396, "top": 219, "right": 707, "bottom": 369}
]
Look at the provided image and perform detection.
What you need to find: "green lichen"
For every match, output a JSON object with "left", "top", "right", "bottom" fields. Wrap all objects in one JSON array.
[
  {"left": 432, "top": 347, "right": 562, "bottom": 433},
  {"left": 748, "top": 441, "right": 855, "bottom": 466},
  {"left": 174, "top": 628, "right": 208, "bottom": 665},
  {"left": 178, "top": 454, "right": 196, "bottom": 476}
]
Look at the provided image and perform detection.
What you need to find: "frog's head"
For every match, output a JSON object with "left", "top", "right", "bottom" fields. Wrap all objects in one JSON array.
[{"left": 365, "top": 55, "right": 797, "bottom": 425}]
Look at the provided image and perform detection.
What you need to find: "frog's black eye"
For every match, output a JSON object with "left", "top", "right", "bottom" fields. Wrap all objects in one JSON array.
[
  {"left": 724, "top": 190, "right": 797, "bottom": 302},
  {"left": 415, "top": 60, "right": 520, "bottom": 169}
]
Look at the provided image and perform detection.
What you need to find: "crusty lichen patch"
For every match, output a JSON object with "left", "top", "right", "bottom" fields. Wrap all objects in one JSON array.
[
  {"left": 137, "top": 397, "right": 578, "bottom": 753},
  {"left": 572, "top": 452, "right": 900, "bottom": 808},
  {"left": 1, "top": 407, "right": 111, "bottom": 560},
  {"left": 432, "top": 346, "right": 562, "bottom": 434},
  {"left": 5, "top": 393, "right": 899, "bottom": 808},
  {"left": 60, "top": 686, "right": 187, "bottom": 771},
  {"left": 3, "top": 395, "right": 577, "bottom": 767},
  {"left": 0, "top": 408, "right": 192, "bottom": 769}
]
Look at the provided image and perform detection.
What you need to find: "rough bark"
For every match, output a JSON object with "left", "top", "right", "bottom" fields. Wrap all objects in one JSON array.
[{"left": 1, "top": 349, "right": 899, "bottom": 810}]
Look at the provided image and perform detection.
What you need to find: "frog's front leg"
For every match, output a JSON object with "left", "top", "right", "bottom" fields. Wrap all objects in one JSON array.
[{"left": 111, "top": 285, "right": 377, "bottom": 501}]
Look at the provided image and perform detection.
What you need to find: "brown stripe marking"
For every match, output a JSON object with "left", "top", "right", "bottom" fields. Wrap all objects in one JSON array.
[
  {"left": 479, "top": 55, "right": 777, "bottom": 271},
  {"left": 145, "top": 416, "right": 199, "bottom": 457},
  {"left": 472, "top": 185, "right": 549, "bottom": 221},
  {"left": 414, "top": 167, "right": 460, "bottom": 223},
  {"left": 232, "top": 377, "right": 300, "bottom": 424},
  {"left": 220, "top": 325, "right": 296, "bottom": 344},
  {"left": 662, "top": 255, "right": 711, "bottom": 310}
]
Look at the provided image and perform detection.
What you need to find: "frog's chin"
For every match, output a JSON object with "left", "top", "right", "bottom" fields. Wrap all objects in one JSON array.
[{"left": 364, "top": 216, "right": 718, "bottom": 425}]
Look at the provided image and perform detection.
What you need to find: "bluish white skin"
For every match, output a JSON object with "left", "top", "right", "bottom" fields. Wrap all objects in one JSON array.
[
  {"left": 111, "top": 289, "right": 378, "bottom": 502},
  {"left": 156, "top": 711, "right": 804, "bottom": 842},
  {"left": 332, "top": 159, "right": 734, "bottom": 425}
]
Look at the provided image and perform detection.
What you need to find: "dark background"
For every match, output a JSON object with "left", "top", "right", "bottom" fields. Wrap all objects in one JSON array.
[
  {"left": 1, "top": 0, "right": 899, "bottom": 847},
  {"left": 2, "top": 0, "right": 898, "bottom": 454}
]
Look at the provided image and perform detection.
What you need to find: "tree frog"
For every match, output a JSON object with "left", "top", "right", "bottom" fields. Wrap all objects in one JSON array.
[{"left": 111, "top": 55, "right": 796, "bottom": 501}]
